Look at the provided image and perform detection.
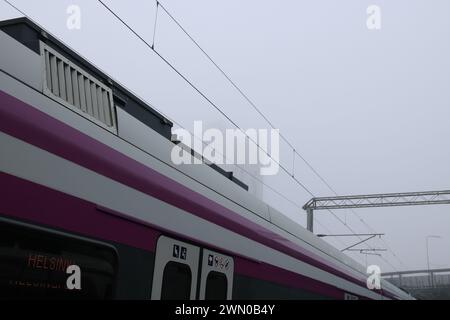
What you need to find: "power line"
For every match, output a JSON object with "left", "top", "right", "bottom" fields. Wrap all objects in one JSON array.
[
  {"left": 157, "top": 1, "right": 337, "bottom": 190},
  {"left": 2, "top": 0, "right": 24, "bottom": 16},
  {"left": 155, "top": 0, "right": 398, "bottom": 252},
  {"left": 151, "top": 1, "right": 159, "bottom": 49},
  {"left": 157, "top": 0, "right": 339, "bottom": 194},
  {"left": 95, "top": 0, "right": 402, "bottom": 271},
  {"left": 97, "top": 0, "right": 316, "bottom": 197},
  {"left": 97, "top": 1, "right": 363, "bottom": 225}
]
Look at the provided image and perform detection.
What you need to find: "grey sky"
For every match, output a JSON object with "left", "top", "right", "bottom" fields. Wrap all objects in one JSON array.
[{"left": 1, "top": 0, "right": 449, "bottom": 272}]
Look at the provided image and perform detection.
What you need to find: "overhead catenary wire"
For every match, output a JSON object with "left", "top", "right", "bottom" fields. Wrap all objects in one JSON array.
[
  {"left": 154, "top": 0, "right": 407, "bottom": 271},
  {"left": 97, "top": 0, "right": 316, "bottom": 198},
  {"left": 156, "top": 0, "right": 338, "bottom": 193},
  {"left": 102, "top": 1, "right": 362, "bottom": 251},
  {"left": 95, "top": 0, "right": 403, "bottom": 271},
  {"left": 97, "top": 1, "right": 345, "bottom": 220},
  {"left": 155, "top": 1, "right": 393, "bottom": 235},
  {"left": 151, "top": 0, "right": 159, "bottom": 49}
]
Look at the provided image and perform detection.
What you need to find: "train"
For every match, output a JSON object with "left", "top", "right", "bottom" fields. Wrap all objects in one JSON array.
[{"left": 0, "top": 17, "right": 412, "bottom": 300}]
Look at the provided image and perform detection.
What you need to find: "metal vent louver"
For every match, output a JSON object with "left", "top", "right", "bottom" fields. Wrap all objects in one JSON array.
[{"left": 40, "top": 42, "right": 117, "bottom": 133}]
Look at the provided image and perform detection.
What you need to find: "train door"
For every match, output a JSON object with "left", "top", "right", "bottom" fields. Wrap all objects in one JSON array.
[
  {"left": 151, "top": 236, "right": 200, "bottom": 300},
  {"left": 199, "top": 249, "right": 234, "bottom": 300}
]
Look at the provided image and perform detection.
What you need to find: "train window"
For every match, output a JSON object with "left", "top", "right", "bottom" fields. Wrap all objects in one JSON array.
[
  {"left": 199, "top": 249, "right": 234, "bottom": 300},
  {"left": 151, "top": 236, "right": 200, "bottom": 299},
  {"left": 205, "top": 271, "right": 227, "bottom": 300},
  {"left": 0, "top": 219, "right": 117, "bottom": 299},
  {"left": 161, "top": 262, "right": 192, "bottom": 300}
]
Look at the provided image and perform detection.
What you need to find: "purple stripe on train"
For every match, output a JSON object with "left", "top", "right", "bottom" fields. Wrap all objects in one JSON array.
[
  {"left": 0, "top": 172, "right": 160, "bottom": 251},
  {"left": 0, "top": 90, "right": 395, "bottom": 299},
  {"left": 0, "top": 172, "right": 357, "bottom": 299}
]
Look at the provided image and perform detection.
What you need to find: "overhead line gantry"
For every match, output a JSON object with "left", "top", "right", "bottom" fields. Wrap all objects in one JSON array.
[{"left": 303, "top": 190, "right": 450, "bottom": 232}]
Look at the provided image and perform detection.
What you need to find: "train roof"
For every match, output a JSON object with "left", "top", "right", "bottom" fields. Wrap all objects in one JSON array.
[{"left": 0, "top": 16, "right": 248, "bottom": 191}]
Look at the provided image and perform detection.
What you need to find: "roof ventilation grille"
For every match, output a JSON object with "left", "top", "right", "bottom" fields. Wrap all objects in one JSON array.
[{"left": 40, "top": 42, "right": 117, "bottom": 133}]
